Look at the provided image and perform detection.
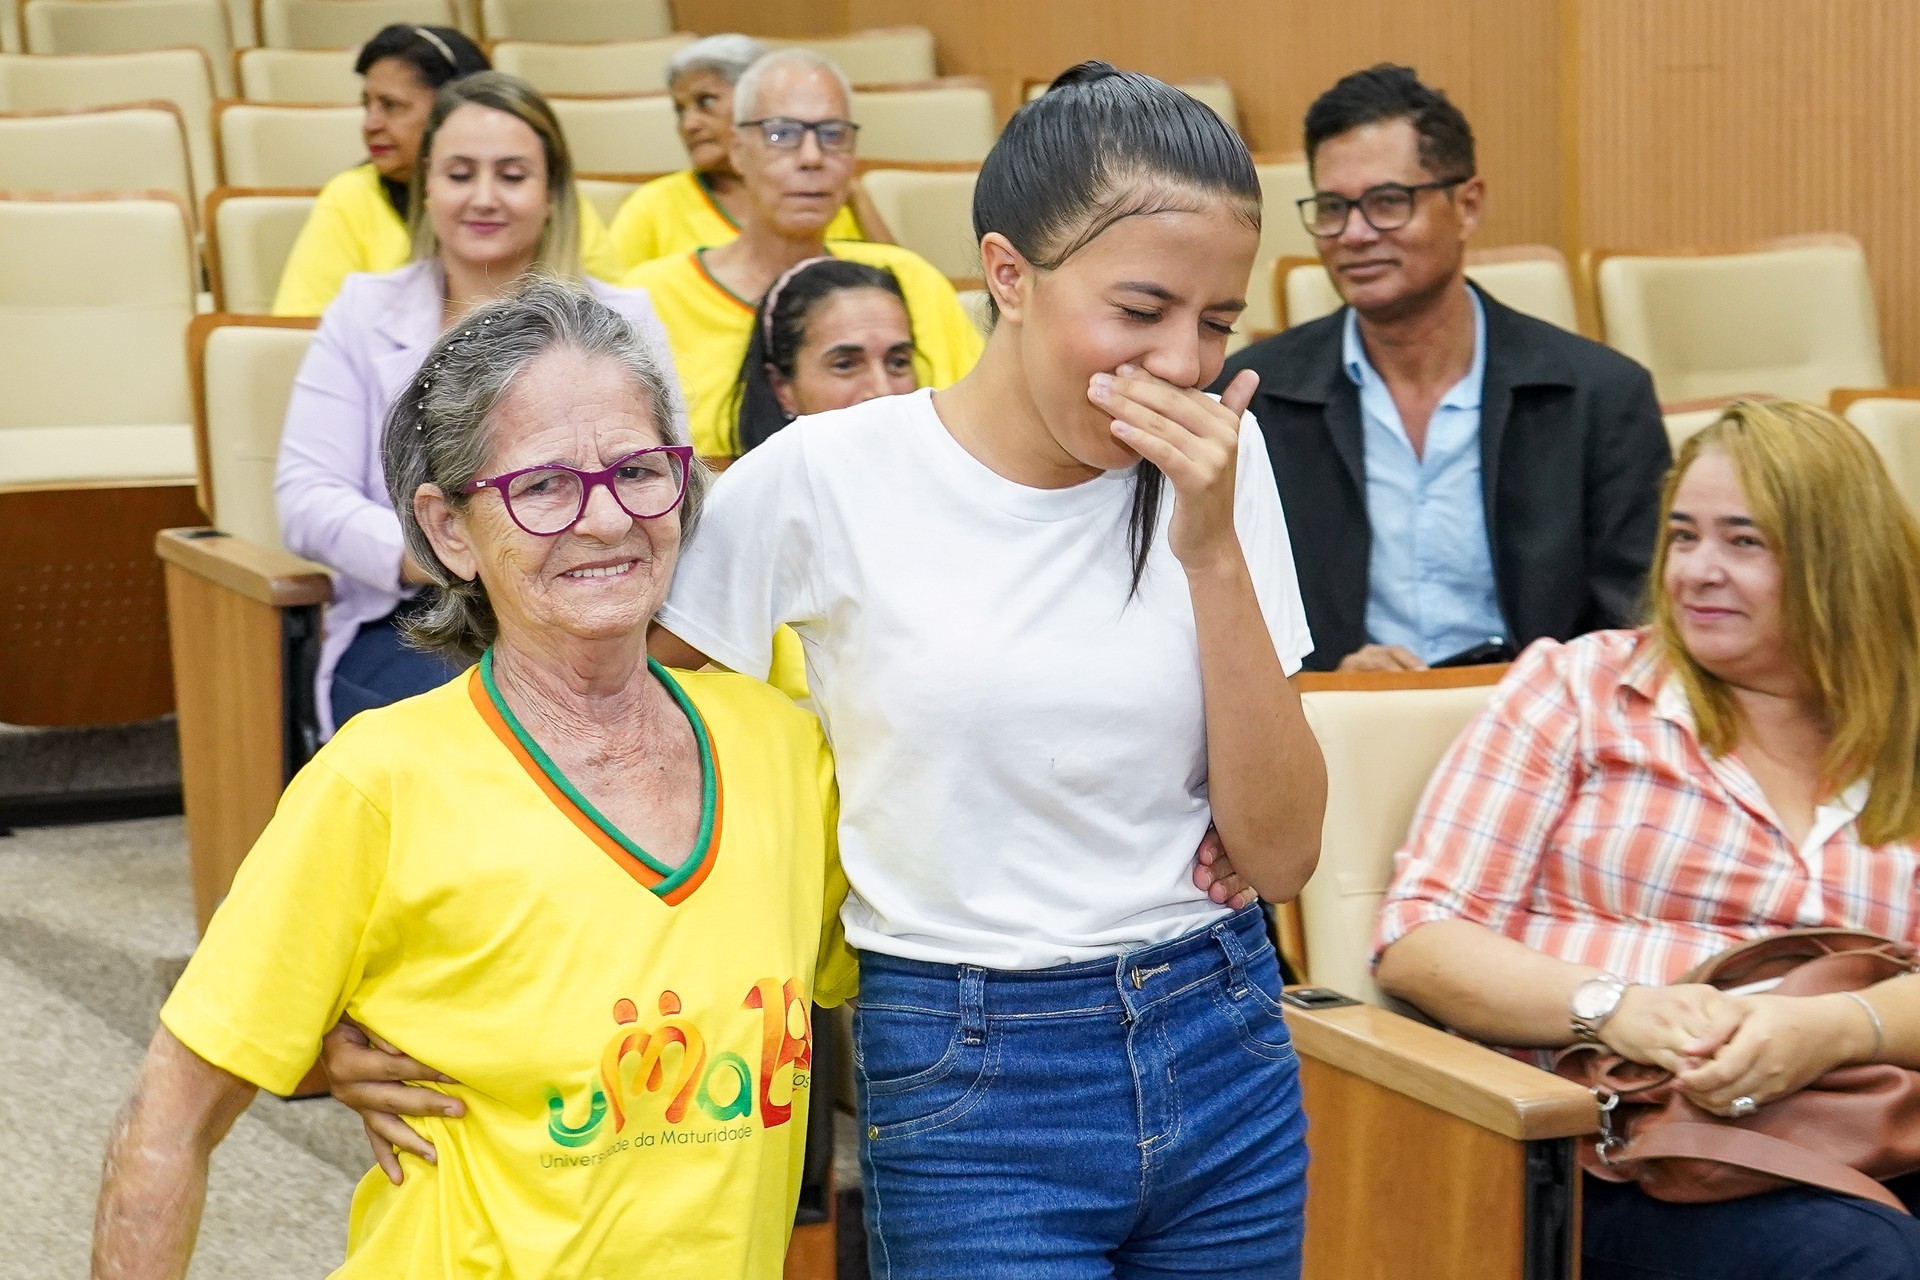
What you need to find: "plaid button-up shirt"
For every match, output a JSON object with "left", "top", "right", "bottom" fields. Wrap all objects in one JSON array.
[{"left": 1374, "top": 630, "right": 1920, "bottom": 984}]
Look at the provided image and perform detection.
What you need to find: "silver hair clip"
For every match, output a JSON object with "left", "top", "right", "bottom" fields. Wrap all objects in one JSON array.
[
  {"left": 412, "top": 26, "right": 458, "bottom": 69},
  {"left": 415, "top": 320, "right": 491, "bottom": 428}
]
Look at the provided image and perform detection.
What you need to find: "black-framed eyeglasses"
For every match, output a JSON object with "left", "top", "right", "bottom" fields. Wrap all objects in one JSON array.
[
  {"left": 460, "top": 446, "right": 693, "bottom": 536},
  {"left": 738, "top": 116, "right": 860, "bottom": 153},
  {"left": 1296, "top": 178, "right": 1468, "bottom": 238}
]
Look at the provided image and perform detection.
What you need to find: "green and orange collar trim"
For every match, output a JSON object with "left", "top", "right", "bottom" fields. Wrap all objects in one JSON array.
[{"left": 469, "top": 650, "right": 722, "bottom": 905}]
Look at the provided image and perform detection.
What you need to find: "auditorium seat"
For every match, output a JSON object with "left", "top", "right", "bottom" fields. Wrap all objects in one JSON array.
[
  {"left": 214, "top": 99, "right": 360, "bottom": 187},
  {"left": 0, "top": 50, "right": 217, "bottom": 204},
  {"left": 235, "top": 46, "right": 359, "bottom": 102},
  {"left": 858, "top": 165, "right": 979, "bottom": 283},
  {"left": 851, "top": 78, "right": 996, "bottom": 164},
  {"left": 257, "top": 0, "right": 452, "bottom": 50},
  {"left": 479, "top": 0, "right": 670, "bottom": 43},
  {"left": 546, "top": 91, "right": 679, "bottom": 174},
  {"left": 489, "top": 34, "right": 692, "bottom": 97},
  {"left": 1831, "top": 387, "right": 1920, "bottom": 513},
  {"left": 0, "top": 193, "right": 206, "bottom": 727},
  {"left": 573, "top": 171, "right": 651, "bottom": 224},
  {"left": 204, "top": 185, "right": 316, "bottom": 311},
  {"left": 21, "top": 0, "right": 236, "bottom": 95},
  {"left": 0, "top": 102, "right": 197, "bottom": 213},
  {"left": 1236, "top": 155, "right": 1314, "bottom": 338},
  {"left": 1287, "top": 666, "right": 1596, "bottom": 1280},
  {"left": 158, "top": 313, "right": 329, "bottom": 925},
  {"left": 1587, "top": 233, "right": 1887, "bottom": 404},
  {"left": 763, "top": 26, "right": 936, "bottom": 87},
  {"left": 1274, "top": 244, "right": 1581, "bottom": 333}
]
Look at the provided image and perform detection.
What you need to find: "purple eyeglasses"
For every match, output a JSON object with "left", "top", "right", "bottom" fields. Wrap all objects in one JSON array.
[{"left": 459, "top": 446, "right": 694, "bottom": 536}]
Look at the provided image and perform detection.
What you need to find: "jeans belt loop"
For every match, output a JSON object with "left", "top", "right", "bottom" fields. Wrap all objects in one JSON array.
[
  {"left": 1213, "top": 915, "right": 1252, "bottom": 997},
  {"left": 959, "top": 964, "right": 986, "bottom": 1044}
]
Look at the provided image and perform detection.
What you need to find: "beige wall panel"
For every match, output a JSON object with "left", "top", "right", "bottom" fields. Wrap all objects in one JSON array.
[
  {"left": 681, "top": 0, "right": 1561, "bottom": 247},
  {"left": 1571, "top": 0, "right": 1920, "bottom": 382}
]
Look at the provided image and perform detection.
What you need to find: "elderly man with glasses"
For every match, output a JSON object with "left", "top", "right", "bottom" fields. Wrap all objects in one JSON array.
[
  {"left": 1218, "top": 64, "right": 1668, "bottom": 673},
  {"left": 623, "top": 48, "right": 982, "bottom": 460}
]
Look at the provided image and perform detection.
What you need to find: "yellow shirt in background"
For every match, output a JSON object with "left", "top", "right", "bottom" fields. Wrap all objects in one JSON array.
[
  {"left": 607, "top": 169, "right": 863, "bottom": 273},
  {"left": 162, "top": 659, "right": 855, "bottom": 1279},
  {"left": 623, "top": 240, "right": 985, "bottom": 458},
  {"left": 271, "top": 163, "right": 626, "bottom": 317}
]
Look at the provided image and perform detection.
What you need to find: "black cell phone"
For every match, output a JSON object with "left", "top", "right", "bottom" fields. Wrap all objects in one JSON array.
[
  {"left": 1431, "top": 636, "right": 1513, "bottom": 669},
  {"left": 1280, "top": 986, "right": 1362, "bottom": 1010}
]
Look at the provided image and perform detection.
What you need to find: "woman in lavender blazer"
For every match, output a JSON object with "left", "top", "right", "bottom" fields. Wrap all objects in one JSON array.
[{"left": 276, "top": 71, "right": 682, "bottom": 738}]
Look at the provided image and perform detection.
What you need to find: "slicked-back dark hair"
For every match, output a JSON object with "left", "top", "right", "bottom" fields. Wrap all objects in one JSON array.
[
  {"left": 354, "top": 23, "right": 489, "bottom": 87},
  {"left": 1303, "top": 63, "right": 1475, "bottom": 181},
  {"left": 973, "top": 60, "right": 1260, "bottom": 597}
]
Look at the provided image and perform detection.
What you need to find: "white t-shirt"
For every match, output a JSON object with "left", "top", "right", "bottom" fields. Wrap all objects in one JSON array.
[{"left": 657, "top": 388, "right": 1313, "bottom": 969}]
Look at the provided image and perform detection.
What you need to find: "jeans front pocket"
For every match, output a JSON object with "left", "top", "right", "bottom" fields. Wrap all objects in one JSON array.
[
  {"left": 1212, "top": 944, "right": 1299, "bottom": 1064},
  {"left": 854, "top": 1003, "right": 994, "bottom": 1141}
]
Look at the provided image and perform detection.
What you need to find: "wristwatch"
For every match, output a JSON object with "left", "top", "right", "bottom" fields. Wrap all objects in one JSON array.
[{"left": 1569, "top": 973, "right": 1633, "bottom": 1043}]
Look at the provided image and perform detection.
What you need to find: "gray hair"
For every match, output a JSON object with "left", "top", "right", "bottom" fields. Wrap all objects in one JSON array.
[
  {"left": 382, "top": 276, "right": 707, "bottom": 663},
  {"left": 664, "top": 33, "right": 765, "bottom": 90},
  {"left": 733, "top": 48, "right": 853, "bottom": 124}
]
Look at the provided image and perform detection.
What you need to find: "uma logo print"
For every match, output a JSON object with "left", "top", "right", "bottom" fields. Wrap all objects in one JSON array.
[{"left": 546, "top": 977, "right": 812, "bottom": 1148}]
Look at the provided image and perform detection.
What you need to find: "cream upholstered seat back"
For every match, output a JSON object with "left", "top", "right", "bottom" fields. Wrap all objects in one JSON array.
[
  {"left": 194, "top": 318, "right": 317, "bottom": 545},
  {"left": 257, "top": 0, "right": 453, "bottom": 49},
  {"left": 1592, "top": 235, "right": 1886, "bottom": 404},
  {"left": 1661, "top": 402, "right": 1731, "bottom": 454},
  {"left": 1298, "top": 681, "right": 1499, "bottom": 1007},
  {"left": 0, "top": 195, "right": 197, "bottom": 485},
  {"left": 574, "top": 173, "right": 646, "bottom": 223},
  {"left": 1277, "top": 245, "right": 1579, "bottom": 333},
  {"left": 0, "top": 103, "right": 195, "bottom": 209},
  {"left": 547, "top": 92, "right": 679, "bottom": 175},
  {"left": 208, "top": 189, "right": 316, "bottom": 312},
  {"left": 22, "top": 0, "right": 235, "bottom": 95},
  {"left": 235, "top": 47, "right": 360, "bottom": 102},
  {"left": 0, "top": 50, "right": 216, "bottom": 201},
  {"left": 859, "top": 167, "right": 979, "bottom": 282},
  {"left": 490, "top": 34, "right": 691, "bottom": 96},
  {"left": 851, "top": 80, "right": 995, "bottom": 164},
  {"left": 216, "top": 101, "right": 361, "bottom": 186},
  {"left": 1239, "top": 158, "right": 1312, "bottom": 337},
  {"left": 1837, "top": 393, "right": 1920, "bottom": 514},
  {"left": 480, "top": 0, "right": 670, "bottom": 42},
  {"left": 764, "top": 27, "right": 935, "bottom": 86}
]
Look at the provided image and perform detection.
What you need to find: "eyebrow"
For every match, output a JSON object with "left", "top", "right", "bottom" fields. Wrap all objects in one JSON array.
[
  {"left": 1113, "top": 281, "right": 1248, "bottom": 314},
  {"left": 1667, "top": 511, "right": 1759, "bottom": 528}
]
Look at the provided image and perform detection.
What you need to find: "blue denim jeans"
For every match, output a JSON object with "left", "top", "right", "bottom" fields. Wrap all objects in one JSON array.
[
  {"left": 853, "top": 904, "right": 1308, "bottom": 1279},
  {"left": 330, "top": 607, "right": 460, "bottom": 731}
]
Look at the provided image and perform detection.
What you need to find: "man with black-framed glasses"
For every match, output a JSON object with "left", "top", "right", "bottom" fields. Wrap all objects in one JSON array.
[
  {"left": 1218, "top": 64, "right": 1668, "bottom": 673},
  {"left": 622, "top": 48, "right": 982, "bottom": 460}
]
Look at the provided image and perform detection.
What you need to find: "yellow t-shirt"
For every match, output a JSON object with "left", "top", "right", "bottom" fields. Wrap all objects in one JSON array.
[
  {"left": 161, "top": 658, "right": 855, "bottom": 1280},
  {"left": 271, "top": 162, "right": 626, "bottom": 317},
  {"left": 622, "top": 239, "right": 985, "bottom": 458},
  {"left": 606, "top": 169, "right": 862, "bottom": 273}
]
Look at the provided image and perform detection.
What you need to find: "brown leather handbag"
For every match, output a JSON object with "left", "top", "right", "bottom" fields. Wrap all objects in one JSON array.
[{"left": 1554, "top": 928, "right": 1920, "bottom": 1213}]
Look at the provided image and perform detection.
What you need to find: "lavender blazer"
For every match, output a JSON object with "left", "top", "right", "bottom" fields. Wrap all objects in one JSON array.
[{"left": 274, "top": 260, "right": 683, "bottom": 738}]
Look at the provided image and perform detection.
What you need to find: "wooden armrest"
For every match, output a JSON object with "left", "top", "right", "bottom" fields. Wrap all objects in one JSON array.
[
  {"left": 1285, "top": 992, "right": 1597, "bottom": 1141},
  {"left": 156, "top": 527, "right": 332, "bottom": 608}
]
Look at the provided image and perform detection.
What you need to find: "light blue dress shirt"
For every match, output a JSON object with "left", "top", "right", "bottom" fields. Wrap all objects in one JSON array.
[{"left": 1342, "top": 291, "right": 1507, "bottom": 664}]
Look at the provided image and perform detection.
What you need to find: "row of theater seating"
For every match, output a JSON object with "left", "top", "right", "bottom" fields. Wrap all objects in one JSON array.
[{"left": 5, "top": 0, "right": 683, "bottom": 61}]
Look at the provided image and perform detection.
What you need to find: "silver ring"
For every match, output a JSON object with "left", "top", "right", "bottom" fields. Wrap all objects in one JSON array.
[{"left": 1729, "top": 1095, "right": 1758, "bottom": 1119}]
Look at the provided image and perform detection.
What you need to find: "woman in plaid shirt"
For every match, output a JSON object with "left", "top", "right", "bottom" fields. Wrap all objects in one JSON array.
[{"left": 1374, "top": 400, "right": 1920, "bottom": 1279}]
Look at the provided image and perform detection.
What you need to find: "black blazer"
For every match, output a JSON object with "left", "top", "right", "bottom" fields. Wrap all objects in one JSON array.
[{"left": 1222, "top": 285, "right": 1670, "bottom": 671}]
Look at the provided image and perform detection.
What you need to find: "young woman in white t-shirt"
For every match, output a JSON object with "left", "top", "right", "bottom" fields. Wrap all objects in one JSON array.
[
  {"left": 665, "top": 62, "right": 1324, "bottom": 1276},
  {"left": 327, "top": 61, "right": 1325, "bottom": 1277}
]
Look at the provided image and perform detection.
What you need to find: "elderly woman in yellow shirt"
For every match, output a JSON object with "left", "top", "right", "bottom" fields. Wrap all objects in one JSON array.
[
  {"left": 271, "top": 23, "right": 622, "bottom": 316},
  {"left": 94, "top": 280, "right": 855, "bottom": 1280},
  {"left": 623, "top": 49, "right": 982, "bottom": 460},
  {"left": 605, "top": 34, "right": 873, "bottom": 272}
]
